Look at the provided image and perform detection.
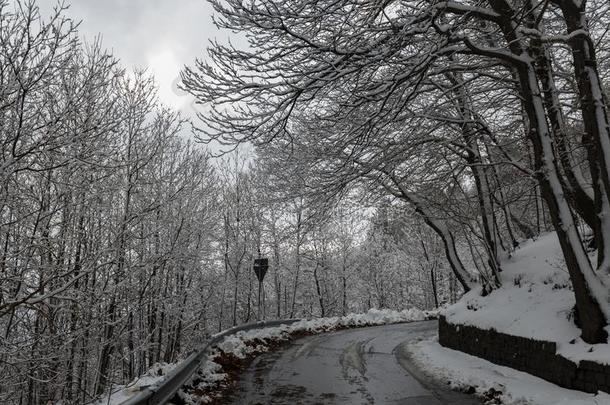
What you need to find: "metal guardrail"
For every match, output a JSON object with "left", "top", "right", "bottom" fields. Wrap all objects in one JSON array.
[{"left": 119, "top": 318, "right": 301, "bottom": 405}]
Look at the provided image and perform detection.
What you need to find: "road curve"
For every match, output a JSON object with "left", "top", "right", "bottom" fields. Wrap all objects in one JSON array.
[{"left": 226, "top": 320, "right": 480, "bottom": 404}]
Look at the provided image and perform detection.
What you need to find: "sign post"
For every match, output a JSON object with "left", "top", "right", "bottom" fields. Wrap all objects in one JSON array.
[{"left": 253, "top": 255, "right": 268, "bottom": 320}]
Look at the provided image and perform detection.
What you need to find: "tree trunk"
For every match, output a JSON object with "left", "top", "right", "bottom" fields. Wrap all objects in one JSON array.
[
  {"left": 556, "top": 0, "right": 610, "bottom": 271},
  {"left": 517, "top": 62, "right": 608, "bottom": 343},
  {"left": 487, "top": 0, "right": 609, "bottom": 343},
  {"left": 313, "top": 262, "right": 325, "bottom": 317}
]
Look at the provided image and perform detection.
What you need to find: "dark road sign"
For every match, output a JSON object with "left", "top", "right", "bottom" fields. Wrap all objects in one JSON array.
[{"left": 253, "top": 258, "right": 269, "bottom": 282}]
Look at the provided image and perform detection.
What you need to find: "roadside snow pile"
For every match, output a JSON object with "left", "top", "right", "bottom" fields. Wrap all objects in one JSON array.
[
  {"left": 406, "top": 337, "right": 610, "bottom": 405},
  {"left": 214, "top": 326, "right": 290, "bottom": 359},
  {"left": 442, "top": 232, "right": 610, "bottom": 364},
  {"left": 289, "top": 307, "right": 429, "bottom": 332},
  {"left": 209, "top": 307, "right": 429, "bottom": 362},
  {"left": 178, "top": 307, "right": 429, "bottom": 404},
  {"left": 92, "top": 362, "right": 177, "bottom": 405}
]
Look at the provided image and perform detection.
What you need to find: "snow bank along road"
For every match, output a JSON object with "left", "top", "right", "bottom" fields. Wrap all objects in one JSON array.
[{"left": 226, "top": 320, "right": 480, "bottom": 404}]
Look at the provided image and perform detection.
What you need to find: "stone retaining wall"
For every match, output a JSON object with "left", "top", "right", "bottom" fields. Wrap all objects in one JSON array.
[{"left": 438, "top": 316, "right": 610, "bottom": 394}]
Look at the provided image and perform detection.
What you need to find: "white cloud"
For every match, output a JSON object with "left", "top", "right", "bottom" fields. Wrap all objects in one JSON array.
[
  {"left": 147, "top": 47, "right": 189, "bottom": 110},
  {"left": 36, "top": 0, "right": 217, "bottom": 113}
]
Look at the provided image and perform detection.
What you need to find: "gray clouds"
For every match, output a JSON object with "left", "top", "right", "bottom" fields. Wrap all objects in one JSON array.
[{"left": 38, "top": 0, "right": 220, "bottom": 111}]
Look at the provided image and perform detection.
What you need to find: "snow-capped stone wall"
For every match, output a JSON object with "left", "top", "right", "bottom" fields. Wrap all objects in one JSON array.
[{"left": 439, "top": 316, "right": 610, "bottom": 394}]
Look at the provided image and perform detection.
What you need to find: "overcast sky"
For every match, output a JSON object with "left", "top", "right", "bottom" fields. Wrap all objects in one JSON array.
[{"left": 39, "top": 0, "right": 222, "bottom": 113}]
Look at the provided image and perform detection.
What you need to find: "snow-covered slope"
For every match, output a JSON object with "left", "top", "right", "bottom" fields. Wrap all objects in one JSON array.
[{"left": 443, "top": 232, "right": 610, "bottom": 364}]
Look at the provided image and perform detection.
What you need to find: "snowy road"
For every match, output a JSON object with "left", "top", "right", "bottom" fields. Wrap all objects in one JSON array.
[{"left": 227, "top": 320, "right": 480, "bottom": 404}]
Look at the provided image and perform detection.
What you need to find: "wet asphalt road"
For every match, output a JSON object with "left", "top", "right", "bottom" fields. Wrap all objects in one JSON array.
[{"left": 227, "top": 320, "right": 481, "bottom": 405}]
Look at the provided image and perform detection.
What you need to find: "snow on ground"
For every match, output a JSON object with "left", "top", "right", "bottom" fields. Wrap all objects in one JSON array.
[
  {"left": 406, "top": 337, "right": 610, "bottom": 405},
  {"left": 443, "top": 232, "right": 610, "bottom": 364},
  {"left": 91, "top": 362, "right": 178, "bottom": 405},
  {"left": 94, "top": 308, "right": 428, "bottom": 404},
  {"left": 210, "top": 308, "right": 430, "bottom": 361},
  {"left": 286, "top": 307, "right": 430, "bottom": 333},
  {"left": 415, "top": 232, "right": 610, "bottom": 404}
]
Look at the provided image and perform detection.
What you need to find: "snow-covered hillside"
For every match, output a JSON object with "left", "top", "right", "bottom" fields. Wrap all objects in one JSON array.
[
  {"left": 405, "top": 232, "right": 610, "bottom": 404},
  {"left": 443, "top": 232, "right": 610, "bottom": 364}
]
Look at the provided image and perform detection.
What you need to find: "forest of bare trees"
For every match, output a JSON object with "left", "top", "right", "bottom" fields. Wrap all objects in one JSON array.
[
  {"left": 182, "top": 0, "right": 610, "bottom": 343},
  {"left": 2, "top": 0, "right": 610, "bottom": 402},
  {"left": 0, "top": 2, "right": 460, "bottom": 403}
]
